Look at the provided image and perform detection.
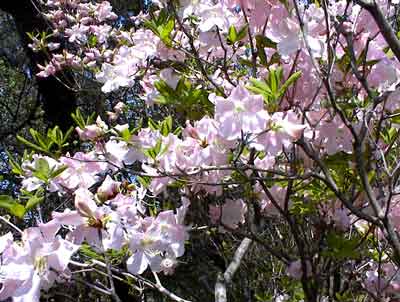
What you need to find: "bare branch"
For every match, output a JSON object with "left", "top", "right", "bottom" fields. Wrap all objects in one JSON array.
[
  {"left": 215, "top": 238, "right": 252, "bottom": 302},
  {"left": 355, "top": 0, "right": 400, "bottom": 62}
]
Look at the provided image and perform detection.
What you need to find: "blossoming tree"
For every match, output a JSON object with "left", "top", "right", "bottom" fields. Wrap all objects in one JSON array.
[{"left": 2, "top": 0, "right": 400, "bottom": 301}]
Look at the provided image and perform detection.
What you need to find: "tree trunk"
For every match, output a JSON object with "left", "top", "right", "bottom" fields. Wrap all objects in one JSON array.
[{"left": 0, "top": 1, "right": 76, "bottom": 130}]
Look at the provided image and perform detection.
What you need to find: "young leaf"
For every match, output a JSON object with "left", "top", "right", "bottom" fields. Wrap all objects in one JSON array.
[
  {"left": 278, "top": 71, "right": 302, "bottom": 98},
  {"left": 0, "top": 195, "right": 25, "bottom": 219},
  {"left": 160, "top": 116, "right": 173, "bottom": 136},
  {"left": 227, "top": 25, "right": 238, "bottom": 44},
  {"left": 236, "top": 25, "right": 248, "bottom": 42},
  {"left": 5, "top": 150, "right": 23, "bottom": 175},
  {"left": 148, "top": 118, "right": 159, "bottom": 131},
  {"left": 25, "top": 196, "right": 44, "bottom": 210},
  {"left": 17, "top": 135, "right": 48, "bottom": 154},
  {"left": 50, "top": 165, "right": 68, "bottom": 179}
]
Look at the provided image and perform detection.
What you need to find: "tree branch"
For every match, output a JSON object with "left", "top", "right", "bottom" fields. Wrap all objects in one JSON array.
[
  {"left": 215, "top": 238, "right": 252, "bottom": 302},
  {"left": 355, "top": 0, "right": 400, "bottom": 63}
]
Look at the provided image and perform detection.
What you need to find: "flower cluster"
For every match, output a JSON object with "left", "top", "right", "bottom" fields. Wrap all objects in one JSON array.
[{"left": 6, "top": 0, "right": 400, "bottom": 300}]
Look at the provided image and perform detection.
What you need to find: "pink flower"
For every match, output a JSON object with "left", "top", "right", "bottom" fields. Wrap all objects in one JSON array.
[
  {"left": 96, "top": 61, "right": 136, "bottom": 93},
  {"left": 160, "top": 68, "right": 180, "bottom": 90},
  {"left": 209, "top": 199, "right": 247, "bottom": 230},
  {"left": 75, "top": 116, "right": 108, "bottom": 141},
  {"left": 319, "top": 200, "right": 350, "bottom": 231},
  {"left": 47, "top": 42, "right": 60, "bottom": 51},
  {"left": 254, "top": 184, "right": 286, "bottom": 214},
  {"left": 275, "top": 111, "right": 307, "bottom": 140},
  {"left": 0, "top": 222, "right": 79, "bottom": 302},
  {"left": 0, "top": 232, "right": 13, "bottom": 254},
  {"left": 110, "top": 191, "right": 146, "bottom": 223},
  {"left": 362, "top": 262, "right": 400, "bottom": 296},
  {"left": 95, "top": 1, "right": 117, "bottom": 21},
  {"left": 388, "top": 196, "right": 400, "bottom": 232},
  {"left": 90, "top": 24, "right": 112, "bottom": 44},
  {"left": 75, "top": 125, "right": 103, "bottom": 141},
  {"left": 97, "top": 175, "right": 120, "bottom": 201},
  {"left": 367, "top": 58, "right": 400, "bottom": 92},
  {"left": 126, "top": 210, "right": 188, "bottom": 274},
  {"left": 310, "top": 113, "right": 353, "bottom": 155},
  {"left": 254, "top": 155, "right": 275, "bottom": 171},
  {"left": 96, "top": 30, "right": 160, "bottom": 93},
  {"left": 267, "top": 4, "right": 325, "bottom": 59},
  {"left": 65, "top": 24, "right": 89, "bottom": 44},
  {"left": 104, "top": 139, "right": 144, "bottom": 167},
  {"left": 113, "top": 102, "right": 126, "bottom": 114},
  {"left": 36, "top": 63, "right": 56, "bottom": 78},
  {"left": 286, "top": 260, "right": 302, "bottom": 279},
  {"left": 213, "top": 85, "right": 269, "bottom": 141},
  {"left": 253, "top": 111, "right": 305, "bottom": 155},
  {"left": 160, "top": 257, "right": 178, "bottom": 275},
  {"left": 53, "top": 188, "right": 124, "bottom": 251},
  {"left": 21, "top": 155, "right": 64, "bottom": 192},
  {"left": 184, "top": 116, "right": 220, "bottom": 148},
  {"left": 197, "top": 3, "right": 237, "bottom": 32},
  {"left": 58, "top": 152, "right": 108, "bottom": 190}
]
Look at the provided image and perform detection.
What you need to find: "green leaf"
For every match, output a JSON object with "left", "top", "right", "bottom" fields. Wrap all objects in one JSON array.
[
  {"left": 227, "top": 25, "right": 238, "bottom": 44},
  {"left": 269, "top": 69, "right": 278, "bottom": 94},
  {"left": 154, "top": 138, "right": 162, "bottom": 155},
  {"left": 154, "top": 77, "right": 212, "bottom": 120},
  {"left": 157, "top": 8, "right": 168, "bottom": 25},
  {"left": 175, "top": 78, "right": 190, "bottom": 94},
  {"left": 148, "top": 118, "right": 159, "bottom": 131},
  {"left": 255, "top": 35, "right": 277, "bottom": 50},
  {"left": 325, "top": 233, "right": 361, "bottom": 260},
  {"left": 381, "top": 126, "right": 398, "bottom": 145},
  {"left": 160, "top": 17, "right": 175, "bottom": 47},
  {"left": 27, "top": 158, "right": 51, "bottom": 182},
  {"left": 25, "top": 196, "right": 44, "bottom": 210},
  {"left": 144, "top": 9, "right": 175, "bottom": 48},
  {"left": 115, "top": 126, "right": 132, "bottom": 141},
  {"left": 236, "top": 25, "right": 248, "bottom": 41},
  {"left": 88, "top": 35, "right": 98, "bottom": 47},
  {"left": 144, "top": 19, "right": 157, "bottom": 33},
  {"left": 144, "top": 138, "right": 162, "bottom": 160},
  {"left": 80, "top": 243, "right": 104, "bottom": 261},
  {"left": 8, "top": 204, "right": 25, "bottom": 219},
  {"left": 227, "top": 25, "right": 248, "bottom": 44},
  {"left": 106, "top": 245, "right": 130, "bottom": 265},
  {"left": 47, "top": 126, "right": 66, "bottom": 150},
  {"left": 0, "top": 195, "right": 25, "bottom": 219},
  {"left": 6, "top": 150, "right": 23, "bottom": 175},
  {"left": 50, "top": 165, "right": 68, "bottom": 178},
  {"left": 137, "top": 175, "right": 151, "bottom": 188},
  {"left": 278, "top": 71, "right": 302, "bottom": 98},
  {"left": 71, "top": 108, "right": 86, "bottom": 129},
  {"left": 160, "top": 116, "right": 173, "bottom": 136},
  {"left": 247, "top": 78, "right": 273, "bottom": 102},
  {"left": 30, "top": 128, "right": 50, "bottom": 150},
  {"left": 130, "top": 119, "right": 143, "bottom": 136},
  {"left": 247, "top": 68, "right": 300, "bottom": 111},
  {"left": 63, "top": 127, "right": 74, "bottom": 144},
  {"left": 17, "top": 135, "right": 48, "bottom": 154},
  {"left": 258, "top": 48, "right": 268, "bottom": 65},
  {"left": 248, "top": 78, "right": 272, "bottom": 94},
  {"left": 154, "top": 80, "right": 177, "bottom": 100},
  {"left": 36, "top": 158, "right": 50, "bottom": 175},
  {"left": 289, "top": 200, "right": 316, "bottom": 215},
  {"left": 173, "top": 126, "right": 182, "bottom": 136}
]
